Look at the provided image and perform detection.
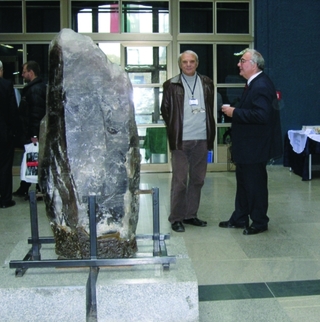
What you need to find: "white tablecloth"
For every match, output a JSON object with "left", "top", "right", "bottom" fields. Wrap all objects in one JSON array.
[{"left": 288, "top": 130, "right": 320, "bottom": 154}]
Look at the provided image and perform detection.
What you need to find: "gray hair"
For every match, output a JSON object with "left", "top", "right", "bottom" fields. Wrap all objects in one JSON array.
[
  {"left": 178, "top": 50, "right": 199, "bottom": 67},
  {"left": 0, "top": 60, "right": 3, "bottom": 69},
  {"left": 243, "top": 48, "right": 265, "bottom": 70}
]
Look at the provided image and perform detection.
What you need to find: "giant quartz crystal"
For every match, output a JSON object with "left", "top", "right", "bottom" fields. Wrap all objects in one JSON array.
[{"left": 39, "top": 28, "right": 140, "bottom": 259}]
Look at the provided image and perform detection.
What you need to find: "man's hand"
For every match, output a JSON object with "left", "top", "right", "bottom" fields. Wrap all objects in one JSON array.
[{"left": 221, "top": 105, "right": 235, "bottom": 118}]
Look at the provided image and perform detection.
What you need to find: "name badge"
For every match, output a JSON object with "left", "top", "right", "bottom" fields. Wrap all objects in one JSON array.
[{"left": 189, "top": 98, "right": 198, "bottom": 106}]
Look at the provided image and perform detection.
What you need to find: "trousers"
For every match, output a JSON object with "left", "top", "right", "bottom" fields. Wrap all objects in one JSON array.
[
  {"left": 229, "top": 162, "right": 269, "bottom": 229},
  {"left": 168, "top": 140, "right": 208, "bottom": 223}
]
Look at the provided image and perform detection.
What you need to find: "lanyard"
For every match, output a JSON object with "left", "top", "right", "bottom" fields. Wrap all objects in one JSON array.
[{"left": 181, "top": 73, "right": 198, "bottom": 98}]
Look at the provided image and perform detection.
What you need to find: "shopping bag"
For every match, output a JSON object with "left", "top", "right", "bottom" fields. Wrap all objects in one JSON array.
[{"left": 20, "top": 142, "right": 39, "bottom": 183}]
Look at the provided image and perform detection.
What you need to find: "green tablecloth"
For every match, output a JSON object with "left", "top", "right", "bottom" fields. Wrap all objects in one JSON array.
[{"left": 143, "top": 127, "right": 168, "bottom": 161}]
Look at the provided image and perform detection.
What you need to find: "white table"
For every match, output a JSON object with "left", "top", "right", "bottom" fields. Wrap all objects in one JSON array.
[{"left": 287, "top": 130, "right": 320, "bottom": 180}]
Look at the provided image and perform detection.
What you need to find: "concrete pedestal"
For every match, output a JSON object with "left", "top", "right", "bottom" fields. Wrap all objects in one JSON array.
[{"left": 1, "top": 237, "right": 199, "bottom": 322}]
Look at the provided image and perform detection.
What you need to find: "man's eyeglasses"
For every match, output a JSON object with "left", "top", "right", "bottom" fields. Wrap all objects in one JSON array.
[{"left": 238, "top": 58, "right": 252, "bottom": 64}]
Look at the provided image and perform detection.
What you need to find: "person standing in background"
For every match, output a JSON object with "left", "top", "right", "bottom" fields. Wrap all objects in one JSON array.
[
  {"left": 13, "top": 61, "right": 46, "bottom": 199},
  {"left": 0, "top": 60, "right": 20, "bottom": 208},
  {"left": 219, "top": 48, "right": 282, "bottom": 235},
  {"left": 161, "top": 50, "right": 216, "bottom": 232}
]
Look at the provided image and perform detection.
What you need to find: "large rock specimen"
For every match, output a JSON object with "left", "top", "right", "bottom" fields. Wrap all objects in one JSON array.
[{"left": 39, "top": 28, "right": 140, "bottom": 259}]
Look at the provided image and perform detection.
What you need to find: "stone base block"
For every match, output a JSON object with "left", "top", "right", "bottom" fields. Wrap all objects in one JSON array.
[{"left": 1, "top": 237, "right": 199, "bottom": 322}]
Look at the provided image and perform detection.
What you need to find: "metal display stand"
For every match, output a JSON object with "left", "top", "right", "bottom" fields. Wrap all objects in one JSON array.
[{"left": 9, "top": 187, "right": 176, "bottom": 321}]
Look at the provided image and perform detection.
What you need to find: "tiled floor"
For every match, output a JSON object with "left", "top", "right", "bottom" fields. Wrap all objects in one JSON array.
[{"left": 2, "top": 165, "right": 320, "bottom": 321}]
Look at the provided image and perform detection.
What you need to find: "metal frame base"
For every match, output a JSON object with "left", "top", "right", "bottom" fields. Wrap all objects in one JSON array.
[{"left": 9, "top": 188, "right": 176, "bottom": 321}]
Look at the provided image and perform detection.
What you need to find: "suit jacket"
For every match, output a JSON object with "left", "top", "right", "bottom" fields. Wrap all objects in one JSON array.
[
  {"left": 0, "top": 78, "right": 19, "bottom": 145},
  {"left": 231, "top": 72, "right": 282, "bottom": 164}
]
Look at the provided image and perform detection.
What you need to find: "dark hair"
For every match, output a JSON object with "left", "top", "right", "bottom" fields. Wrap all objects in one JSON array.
[{"left": 23, "top": 61, "right": 41, "bottom": 76}]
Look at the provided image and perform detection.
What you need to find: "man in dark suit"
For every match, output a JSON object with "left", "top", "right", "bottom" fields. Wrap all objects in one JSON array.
[
  {"left": 0, "top": 61, "right": 19, "bottom": 208},
  {"left": 219, "top": 48, "right": 282, "bottom": 235}
]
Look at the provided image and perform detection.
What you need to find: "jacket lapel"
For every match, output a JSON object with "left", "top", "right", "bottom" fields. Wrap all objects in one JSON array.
[
  {"left": 237, "top": 73, "right": 264, "bottom": 108},
  {"left": 237, "top": 84, "right": 250, "bottom": 108}
]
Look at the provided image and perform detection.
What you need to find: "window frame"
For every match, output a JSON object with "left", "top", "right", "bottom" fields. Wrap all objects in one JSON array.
[{"left": 0, "top": 0, "right": 254, "bottom": 171}]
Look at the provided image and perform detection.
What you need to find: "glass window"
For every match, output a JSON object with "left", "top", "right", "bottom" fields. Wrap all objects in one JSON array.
[
  {"left": 0, "top": 0, "right": 255, "bottom": 170},
  {"left": 129, "top": 72, "right": 152, "bottom": 85},
  {"left": 133, "top": 87, "right": 162, "bottom": 124},
  {"left": 217, "top": 44, "right": 249, "bottom": 84},
  {"left": 180, "top": 44, "right": 213, "bottom": 80},
  {"left": 217, "top": 126, "right": 232, "bottom": 144},
  {"left": 138, "top": 126, "right": 168, "bottom": 164},
  {"left": 124, "top": 45, "right": 166, "bottom": 124},
  {"left": 98, "top": 43, "right": 121, "bottom": 65},
  {"left": 180, "top": 2, "right": 213, "bottom": 33},
  {"left": 216, "top": 126, "right": 232, "bottom": 164},
  {"left": 218, "top": 87, "right": 245, "bottom": 107},
  {"left": 0, "top": 44, "right": 23, "bottom": 84},
  {"left": 26, "top": 44, "right": 49, "bottom": 84},
  {"left": 127, "top": 47, "right": 153, "bottom": 65},
  {"left": 76, "top": 8, "right": 92, "bottom": 32},
  {"left": 71, "top": 1, "right": 119, "bottom": 33},
  {"left": 0, "top": 1, "right": 22, "bottom": 33},
  {"left": 217, "top": 87, "right": 245, "bottom": 124},
  {"left": 159, "top": 70, "right": 166, "bottom": 84},
  {"left": 125, "top": 46, "right": 167, "bottom": 84},
  {"left": 122, "top": 1, "right": 169, "bottom": 33},
  {"left": 26, "top": 1, "right": 60, "bottom": 32},
  {"left": 127, "top": 71, "right": 167, "bottom": 85},
  {"left": 216, "top": 2, "right": 249, "bottom": 34}
]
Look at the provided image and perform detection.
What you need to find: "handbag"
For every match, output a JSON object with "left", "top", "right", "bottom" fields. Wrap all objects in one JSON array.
[{"left": 20, "top": 142, "right": 39, "bottom": 184}]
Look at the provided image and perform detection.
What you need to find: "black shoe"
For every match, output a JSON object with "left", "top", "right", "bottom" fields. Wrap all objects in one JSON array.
[
  {"left": 243, "top": 226, "right": 268, "bottom": 235},
  {"left": 183, "top": 218, "right": 207, "bottom": 227},
  {"left": 219, "top": 221, "right": 248, "bottom": 229},
  {"left": 171, "top": 221, "right": 185, "bottom": 232},
  {"left": 12, "top": 189, "right": 28, "bottom": 198},
  {"left": 0, "top": 200, "right": 16, "bottom": 208}
]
